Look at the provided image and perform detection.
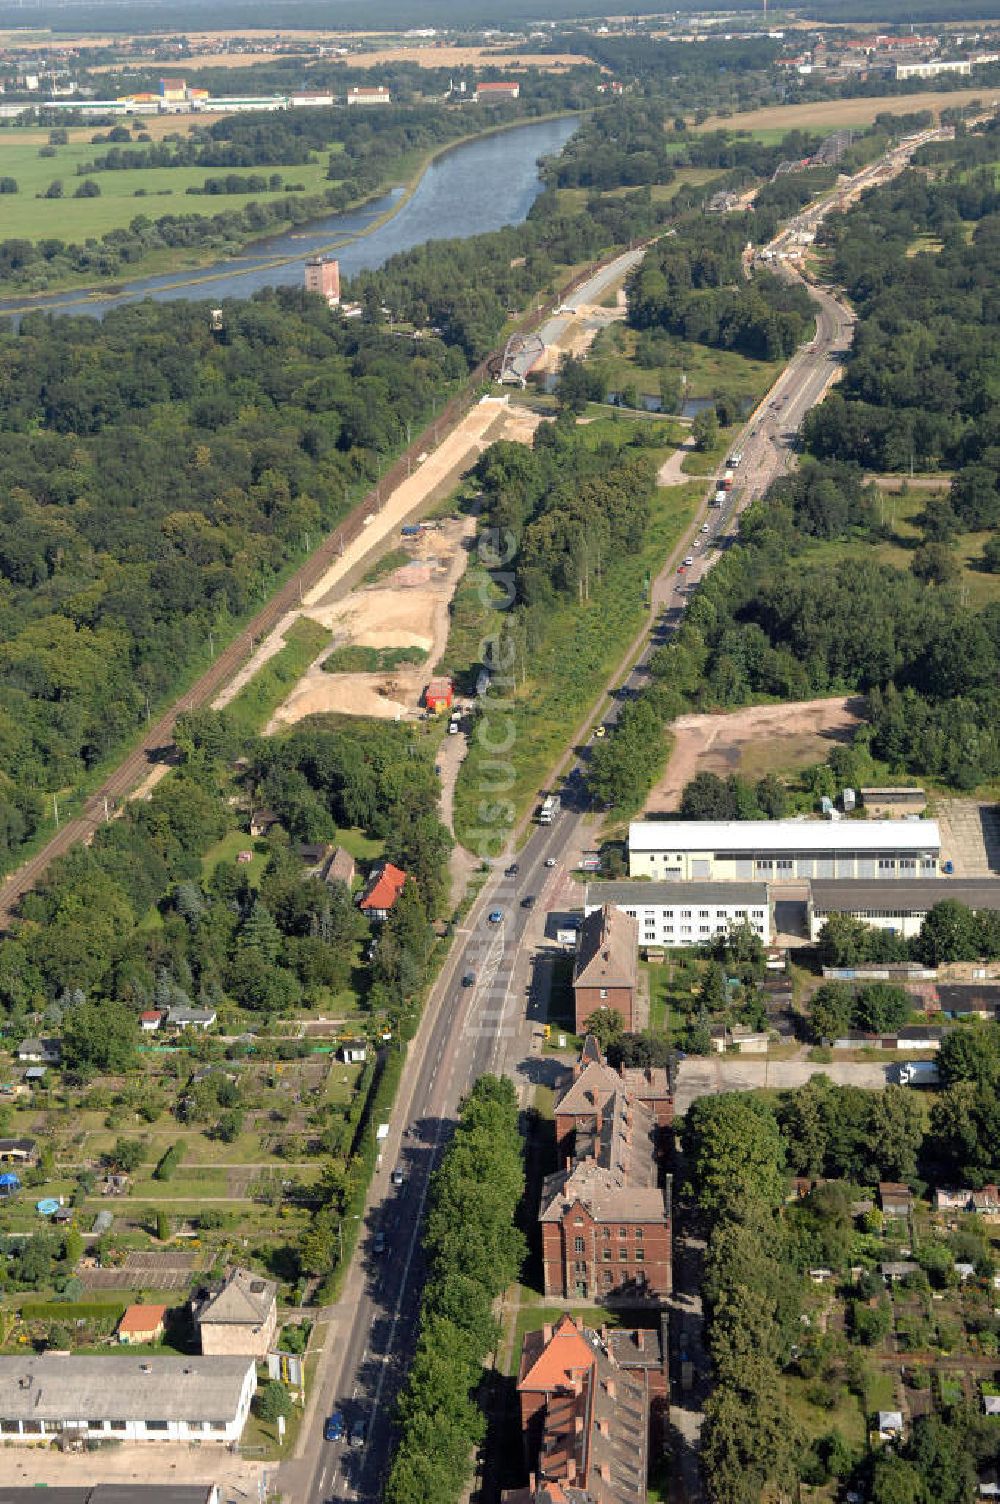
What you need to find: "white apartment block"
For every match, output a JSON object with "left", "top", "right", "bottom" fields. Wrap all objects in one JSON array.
[
  {"left": 628, "top": 820, "right": 940, "bottom": 884},
  {"left": 585, "top": 882, "right": 772, "bottom": 948}
]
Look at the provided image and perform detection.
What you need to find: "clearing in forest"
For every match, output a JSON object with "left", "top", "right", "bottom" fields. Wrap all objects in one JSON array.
[{"left": 642, "top": 696, "right": 866, "bottom": 815}]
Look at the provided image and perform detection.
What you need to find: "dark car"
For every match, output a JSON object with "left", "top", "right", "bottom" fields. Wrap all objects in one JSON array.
[
  {"left": 350, "top": 1416, "right": 366, "bottom": 1449},
  {"left": 521, "top": 895, "right": 535, "bottom": 909},
  {"left": 504, "top": 862, "right": 519, "bottom": 877},
  {"left": 462, "top": 971, "right": 475, "bottom": 987},
  {"left": 373, "top": 1231, "right": 386, "bottom": 1255},
  {"left": 324, "top": 1410, "right": 345, "bottom": 1443}
]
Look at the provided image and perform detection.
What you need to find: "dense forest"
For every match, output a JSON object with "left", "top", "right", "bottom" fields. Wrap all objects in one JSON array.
[
  {"left": 0, "top": 293, "right": 464, "bottom": 865},
  {"left": 804, "top": 121, "right": 1000, "bottom": 474}
]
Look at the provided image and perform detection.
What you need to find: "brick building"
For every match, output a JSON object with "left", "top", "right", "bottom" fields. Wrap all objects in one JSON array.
[
  {"left": 540, "top": 1040, "right": 671, "bottom": 1303},
  {"left": 503, "top": 1312, "right": 667, "bottom": 1503},
  {"left": 573, "top": 906, "right": 638, "bottom": 1034}
]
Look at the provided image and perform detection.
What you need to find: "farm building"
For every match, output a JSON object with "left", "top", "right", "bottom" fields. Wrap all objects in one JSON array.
[
  {"left": 473, "top": 79, "right": 521, "bottom": 100},
  {"left": 628, "top": 819, "right": 940, "bottom": 883}
]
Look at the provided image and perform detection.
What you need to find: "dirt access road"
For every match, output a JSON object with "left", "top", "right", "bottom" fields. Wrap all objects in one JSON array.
[{"left": 642, "top": 696, "right": 866, "bottom": 815}]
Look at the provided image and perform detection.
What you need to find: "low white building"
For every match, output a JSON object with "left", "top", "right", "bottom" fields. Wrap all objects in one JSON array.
[
  {"left": 628, "top": 819, "right": 940, "bottom": 883},
  {"left": 0, "top": 1354, "right": 255, "bottom": 1443},
  {"left": 584, "top": 881, "right": 771, "bottom": 948},
  {"left": 809, "top": 878, "right": 1000, "bottom": 942}
]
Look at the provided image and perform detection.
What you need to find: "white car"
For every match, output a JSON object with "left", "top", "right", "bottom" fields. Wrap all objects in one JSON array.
[
  {"left": 684, "top": 556, "right": 694, "bottom": 567},
  {"left": 701, "top": 522, "right": 710, "bottom": 532}
]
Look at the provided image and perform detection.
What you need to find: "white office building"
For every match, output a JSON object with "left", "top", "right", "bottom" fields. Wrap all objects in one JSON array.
[
  {"left": 0, "top": 1354, "right": 256, "bottom": 1442},
  {"left": 585, "top": 881, "right": 771, "bottom": 948},
  {"left": 627, "top": 820, "right": 940, "bottom": 883}
]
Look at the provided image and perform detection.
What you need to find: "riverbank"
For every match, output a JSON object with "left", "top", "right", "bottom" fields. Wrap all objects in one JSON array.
[{"left": 0, "top": 109, "right": 581, "bottom": 309}]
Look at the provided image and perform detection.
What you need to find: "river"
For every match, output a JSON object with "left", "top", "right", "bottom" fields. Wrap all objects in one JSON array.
[{"left": 0, "top": 115, "right": 579, "bottom": 320}]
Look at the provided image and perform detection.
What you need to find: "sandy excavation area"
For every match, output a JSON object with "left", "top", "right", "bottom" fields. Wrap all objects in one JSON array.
[
  {"left": 642, "top": 696, "right": 866, "bottom": 815},
  {"left": 269, "top": 517, "right": 476, "bottom": 728}
]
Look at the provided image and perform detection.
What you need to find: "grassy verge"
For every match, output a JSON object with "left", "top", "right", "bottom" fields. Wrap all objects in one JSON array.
[
  {"left": 223, "top": 619, "right": 332, "bottom": 737},
  {"left": 322, "top": 644, "right": 427, "bottom": 674},
  {"left": 362, "top": 546, "right": 411, "bottom": 585},
  {"left": 452, "top": 437, "right": 699, "bottom": 844}
]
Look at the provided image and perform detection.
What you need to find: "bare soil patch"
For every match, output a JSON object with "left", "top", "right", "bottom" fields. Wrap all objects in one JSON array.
[
  {"left": 698, "top": 87, "right": 999, "bottom": 134},
  {"left": 270, "top": 517, "right": 475, "bottom": 728},
  {"left": 642, "top": 696, "right": 866, "bottom": 815}
]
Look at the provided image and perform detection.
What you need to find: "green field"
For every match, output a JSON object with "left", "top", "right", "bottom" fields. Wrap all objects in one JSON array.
[
  {"left": 807, "top": 485, "right": 1000, "bottom": 609},
  {"left": 0, "top": 136, "right": 338, "bottom": 241}
]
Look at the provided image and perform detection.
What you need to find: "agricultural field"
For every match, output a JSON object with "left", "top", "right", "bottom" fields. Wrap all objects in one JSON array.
[
  {"left": 696, "top": 86, "right": 1000, "bottom": 136},
  {"left": 0, "top": 133, "right": 338, "bottom": 241}
]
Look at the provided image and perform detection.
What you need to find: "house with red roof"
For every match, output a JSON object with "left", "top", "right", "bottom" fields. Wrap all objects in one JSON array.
[{"left": 358, "top": 862, "right": 407, "bottom": 922}]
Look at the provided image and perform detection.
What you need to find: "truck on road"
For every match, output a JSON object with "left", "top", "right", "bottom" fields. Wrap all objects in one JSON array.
[
  {"left": 539, "top": 793, "right": 560, "bottom": 825},
  {"left": 720, "top": 470, "right": 735, "bottom": 491}
]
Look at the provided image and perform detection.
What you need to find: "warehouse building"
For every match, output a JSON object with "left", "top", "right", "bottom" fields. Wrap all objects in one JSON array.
[
  {"left": 585, "top": 882, "right": 771, "bottom": 948},
  {"left": 0, "top": 1354, "right": 255, "bottom": 1442},
  {"left": 808, "top": 878, "right": 1000, "bottom": 942},
  {"left": 627, "top": 820, "right": 940, "bottom": 883}
]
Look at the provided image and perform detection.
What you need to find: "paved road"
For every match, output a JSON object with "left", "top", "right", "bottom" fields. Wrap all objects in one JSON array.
[{"left": 277, "top": 126, "right": 961, "bottom": 1504}]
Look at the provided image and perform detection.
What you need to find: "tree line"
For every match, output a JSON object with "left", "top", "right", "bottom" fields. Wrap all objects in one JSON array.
[{"left": 385, "top": 1075, "right": 525, "bottom": 1504}]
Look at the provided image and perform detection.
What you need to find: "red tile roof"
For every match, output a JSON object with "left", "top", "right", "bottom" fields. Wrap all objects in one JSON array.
[
  {"left": 118, "top": 1303, "right": 167, "bottom": 1335},
  {"left": 519, "top": 1314, "right": 596, "bottom": 1392},
  {"left": 359, "top": 862, "right": 407, "bottom": 913}
]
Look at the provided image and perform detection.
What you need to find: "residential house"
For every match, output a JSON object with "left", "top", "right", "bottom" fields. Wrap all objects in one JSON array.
[
  {"left": 165, "top": 1006, "right": 216, "bottom": 1032},
  {"left": 117, "top": 1304, "right": 167, "bottom": 1345},
  {"left": 541, "top": 1043, "right": 671, "bottom": 1303},
  {"left": 934, "top": 1185, "right": 1000, "bottom": 1220},
  {"left": 573, "top": 906, "right": 638, "bottom": 1034},
  {"left": 193, "top": 1267, "right": 277, "bottom": 1358},
  {"left": 296, "top": 841, "right": 333, "bottom": 875},
  {"left": 139, "top": 1010, "right": 165, "bottom": 1033},
  {"left": 878, "top": 1410, "right": 905, "bottom": 1441},
  {"left": 878, "top": 1182, "right": 913, "bottom": 1219},
  {"left": 16, "top": 1038, "right": 61, "bottom": 1065},
  {"left": 0, "top": 1137, "right": 36, "bottom": 1165},
  {"left": 553, "top": 1038, "right": 672, "bottom": 1166},
  {"left": 358, "top": 862, "right": 407, "bottom": 922},
  {"left": 325, "top": 846, "right": 356, "bottom": 889},
  {"left": 881, "top": 1261, "right": 918, "bottom": 1282},
  {"left": 249, "top": 808, "right": 281, "bottom": 838},
  {"left": 503, "top": 1313, "right": 657, "bottom": 1504},
  {"left": 0, "top": 1354, "right": 255, "bottom": 1442}
]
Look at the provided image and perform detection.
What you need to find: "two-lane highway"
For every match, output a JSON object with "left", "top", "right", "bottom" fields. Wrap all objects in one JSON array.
[{"left": 284, "top": 122, "right": 955, "bottom": 1503}]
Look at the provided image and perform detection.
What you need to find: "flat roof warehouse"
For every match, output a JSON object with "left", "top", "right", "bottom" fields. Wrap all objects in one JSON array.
[{"left": 628, "top": 820, "right": 941, "bottom": 853}]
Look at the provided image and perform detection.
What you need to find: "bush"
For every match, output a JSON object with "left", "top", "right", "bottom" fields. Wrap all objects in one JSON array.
[
  {"left": 152, "top": 1143, "right": 182, "bottom": 1182},
  {"left": 155, "top": 1210, "right": 171, "bottom": 1242},
  {"left": 255, "top": 1379, "right": 293, "bottom": 1423}
]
